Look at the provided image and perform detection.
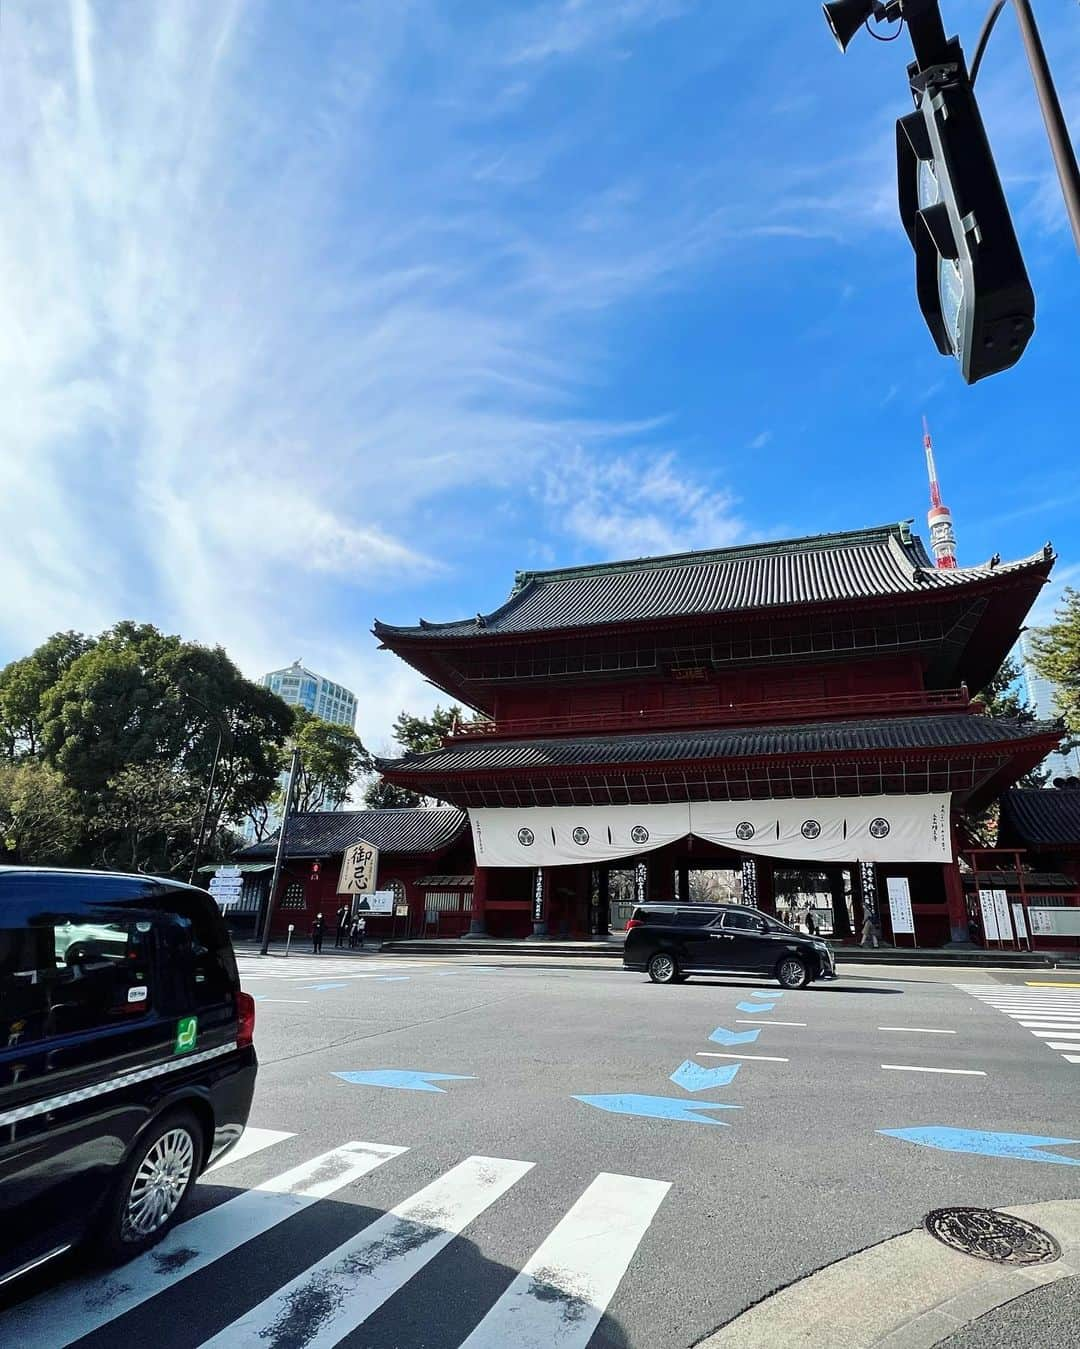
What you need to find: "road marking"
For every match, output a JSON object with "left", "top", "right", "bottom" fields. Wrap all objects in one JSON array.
[
  {"left": 1024, "top": 1027, "right": 1080, "bottom": 1036},
  {"left": 736, "top": 1001, "right": 778, "bottom": 1013},
  {"left": 735, "top": 1019, "right": 806, "bottom": 1027},
  {"left": 6, "top": 1141, "right": 407, "bottom": 1346},
  {"left": 1026, "top": 981, "right": 1080, "bottom": 987},
  {"left": 955, "top": 985, "right": 1080, "bottom": 1068},
  {"left": 204, "top": 1127, "right": 295, "bottom": 1173},
  {"left": 333, "top": 1069, "right": 475, "bottom": 1093},
  {"left": 881, "top": 1127, "right": 1080, "bottom": 1165},
  {"left": 1066, "top": 1056, "right": 1080, "bottom": 1064},
  {"left": 878, "top": 1027, "right": 956, "bottom": 1034},
  {"left": 881, "top": 1065, "right": 986, "bottom": 1076},
  {"left": 200, "top": 1155, "right": 534, "bottom": 1348},
  {"left": 670, "top": 1060, "right": 740, "bottom": 1092},
  {"left": 1046, "top": 1041, "right": 1080, "bottom": 1051},
  {"left": 573, "top": 1093, "right": 739, "bottom": 1124},
  {"left": 253, "top": 997, "right": 311, "bottom": 1004},
  {"left": 699, "top": 1051, "right": 789, "bottom": 1063},
  {"left": 459, "top": 1172, "right": 670, "bottom": 1349}
]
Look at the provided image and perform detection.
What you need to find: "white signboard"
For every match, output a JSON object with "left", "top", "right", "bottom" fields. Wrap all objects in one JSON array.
[
  {"left": 886, "top": 877, "right": 915, "bottom": 936},
  {"left": 354, "top": 890, "right": 394, "bottom": 915},
  {"left": 338, "top": 841, "right": 379, "bottom": 895},
  {"left": 470, "top": 794, "right": 952, "bottom": 868},
  {"left": 978, "top": 890, "right": 1001, "bottom": 942},
  {"left": 1011, "top": 902, "right": 1030, "bottom": 947},
  {"left": 992, "top": 890, "right": 1014, "bottom": 943},
  {"left": 1029, "top": 908, "right": 1080, "bottom": 937}
]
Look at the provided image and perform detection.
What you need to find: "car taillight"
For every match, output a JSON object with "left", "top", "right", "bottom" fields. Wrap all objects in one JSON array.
[
  {"left": 236, "top": 991, "right": 256, "bottom": 1048},
  {"left": 625, "top": 918, "right": 642, "bottom": 931}
]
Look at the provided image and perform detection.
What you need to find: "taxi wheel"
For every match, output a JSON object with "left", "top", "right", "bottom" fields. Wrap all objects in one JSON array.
[{"left": 96, "top": 1108, "right": 204, "bottom": 1264}]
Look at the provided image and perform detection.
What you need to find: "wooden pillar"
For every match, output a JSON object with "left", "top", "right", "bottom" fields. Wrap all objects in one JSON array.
[
  {"left": 530, "top": 867, "right": 549, "bottom": 938},
  {"left": 677, "top": 863, "right": 690, "bottom": 904},
  {"left": 467, "top": 866, "right": 489, "bottom": 936},
  {"left": 591, "top": 867, "right": 611, "bottom": 937},
  {"left": 944, "top": 860, "right": 970, "bottom": 944},
  {"left": 647, "top": 851, "right": 673, "bottom": 903}
]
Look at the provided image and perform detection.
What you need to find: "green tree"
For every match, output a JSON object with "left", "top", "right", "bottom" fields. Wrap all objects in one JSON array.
[
  {"left": 93, "top": 763, "right": 201, "bottom": 874},
  {"left": 973, "top": 655, "right": 1048, "bottom": 790},
  {"left": 0, "top": 631, "right": 92, "bottom": 759},
  {"left": 0, "top": 760, "right": 82, "bottom": 862},
  {"left": 288, "top": 709, "right": 372, "bottom": 813},
  {"left": 39, "top": 623, "right": 293, "bottom": 847},
  {"left": 1031, "top": 588, "right": 1080, "bottom": 741},
  {"left": 362, "top": 777, "right": 422, "bottom": 809},
  {"left": 391, "top": 705, "right": 469, "bottom": 755}
]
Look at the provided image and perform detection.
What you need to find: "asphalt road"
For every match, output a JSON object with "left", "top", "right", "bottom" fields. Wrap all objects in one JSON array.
[{"left": 3, "top": 951, "right": 1079, "bottom": 1349}]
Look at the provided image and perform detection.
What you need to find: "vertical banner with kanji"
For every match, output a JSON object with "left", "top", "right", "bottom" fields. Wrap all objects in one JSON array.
[{"left": 338, "top": 841, "right": 379, "bottom": 895}]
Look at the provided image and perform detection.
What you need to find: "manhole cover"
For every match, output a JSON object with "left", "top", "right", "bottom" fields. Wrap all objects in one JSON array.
[{"left": 924, "top": 1208, "right": 1061, "bottom": 1266}]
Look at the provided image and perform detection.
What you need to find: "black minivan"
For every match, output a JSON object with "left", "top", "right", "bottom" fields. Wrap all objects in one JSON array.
[
  {"left": 0, "top": 867, "right": 257, "bottom": 1288},
  {"left": 624, "top": 903, "right": 837, "bottom": 987}
]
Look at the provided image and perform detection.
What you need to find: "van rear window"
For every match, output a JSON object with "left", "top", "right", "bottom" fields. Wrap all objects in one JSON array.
[{"left": 1, "top": 918, "right": 155, "bottom": 1050}]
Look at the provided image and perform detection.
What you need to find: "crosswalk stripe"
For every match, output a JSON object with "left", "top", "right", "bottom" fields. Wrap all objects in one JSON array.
[
  {"left": 7, "top": 1141, "right": 406, "bottom": 1347},
  {"left": 204, "top": 1126, "right": 295, "bottom": 1173},
  {"left": 199, "top": 1155, "right": 535, "bottom": 1348},
  {"left": 459, "top": 1172, "right": 670, "bottom": 1349},
  {"left": 956, "top": 985, "right": 1080, "bottom": 1067}
]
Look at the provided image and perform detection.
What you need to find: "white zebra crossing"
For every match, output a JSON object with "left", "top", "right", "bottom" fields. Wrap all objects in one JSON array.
[
  {"left": 6, "top": 1137, "right": 666, "bottom": 1349},
  {"left": 460, "top": 1171, "right": 671, "bottom": 1349},
  {"left": 201, "top": 1155, "right": 535, "bottom": 1348},
  {"left": 957, "top": 983, "right": 1080, "bottom": 1065},
  {"left": 6, "top": 1141, "right": 407, "bottom": 1347}
]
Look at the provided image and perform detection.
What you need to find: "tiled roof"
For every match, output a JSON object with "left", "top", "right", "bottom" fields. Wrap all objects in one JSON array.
[
  {"left": 236, "top": 808, "right": 468, "bottom": 860},
  {"left": 378, "top": 715, "right": 1060, "bottom": 776},
  {"left": 374, "top": 525, "right": 1053, "bottom": 640},
  {"left": 999, "top": 789, "right": 1080, "bottom": 848}
]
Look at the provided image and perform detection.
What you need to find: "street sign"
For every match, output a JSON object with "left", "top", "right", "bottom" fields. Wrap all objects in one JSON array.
[{"left": 338, "top": 841, "right": 378, "bottom": 895}]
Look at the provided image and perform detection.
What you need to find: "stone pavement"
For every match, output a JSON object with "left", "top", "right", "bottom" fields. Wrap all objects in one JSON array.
[{"left": 697, "top": 1200, "right": 1080, "bottom": 1349}]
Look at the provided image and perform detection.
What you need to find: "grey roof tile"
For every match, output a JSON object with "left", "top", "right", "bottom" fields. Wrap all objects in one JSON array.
[
  {"left": 374, "top": 525, "right": 1052, "bottom": 640},
  {"left": 999, "top": 788, "right": 1080, "bottom": 848},
  {"left": 237, "top": 808, "right": 467, "bottom": 860},
  {"left": 378, "top": 715, "right": 1060, "bottom": 776}
]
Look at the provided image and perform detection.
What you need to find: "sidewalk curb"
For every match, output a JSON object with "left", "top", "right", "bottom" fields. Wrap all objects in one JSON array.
[{"left": 695, "top": 1200, "right": 1080, "bottom": 1349}]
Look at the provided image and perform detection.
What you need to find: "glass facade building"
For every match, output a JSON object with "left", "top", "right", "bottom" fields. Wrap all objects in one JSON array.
[{"left": 262, "top": 661, "right": 357, "bottom": 730}]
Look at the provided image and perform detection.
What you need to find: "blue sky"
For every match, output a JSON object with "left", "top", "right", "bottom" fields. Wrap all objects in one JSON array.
[{"left": 2, "top": 1, "right": 1077, "bottom": 752}]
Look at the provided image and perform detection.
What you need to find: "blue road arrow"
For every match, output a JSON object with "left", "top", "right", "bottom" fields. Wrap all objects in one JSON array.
[
  {"left": 709, "top": 1025, "right": 761, "bottom": 1046},
  {"left": 304, "top": 983, "right": 347, "bottom": 991},
  {"left": 736, "top": 1001, "right": 777, "bottom": 1014},
  {"left": 751, "top": 990, "right": 781, "bottom": 999},
  {"left": 670, "top": 1060, "right": 740, "bottom": 1093},
  {"left": 880, "top": 1128, "right": 1080, "bottom": 1167},
  {"left": 573, "top": 1094, "right": 741, "bottom": 1125},
  {"left": 334, "top": 1070, "right": 476, "bottom": 1093}
]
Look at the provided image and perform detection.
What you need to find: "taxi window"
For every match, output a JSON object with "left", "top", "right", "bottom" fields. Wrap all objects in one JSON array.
[{"left": 1, "top": 918, "right": 155, "bottom": 1049}]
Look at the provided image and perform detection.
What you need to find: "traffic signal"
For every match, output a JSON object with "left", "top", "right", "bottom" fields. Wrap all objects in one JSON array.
[{"left": 896, "top": 42, "right": 1034, "bottom": 383}]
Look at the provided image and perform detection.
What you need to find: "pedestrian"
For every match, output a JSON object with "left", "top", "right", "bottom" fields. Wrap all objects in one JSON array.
[
  {"left": 348, "top": 915, "right": 360, "bottom": 949},
  {"left": 861, "top": 912, "right": 879, "bottom": 948},
  {"left": 334, "top": 902, "right": 349, "bottom": 948},
  {"left": 311, "top": 913, "right": 324, "bottom": 954},
  {"left": 806, "top": 911, "right": 817, "bottom": 937},
  {"left": 356, "top": 916, "right": 367, "bottom": 950}
]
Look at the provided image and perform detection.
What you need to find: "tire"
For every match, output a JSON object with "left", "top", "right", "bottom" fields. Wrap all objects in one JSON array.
[
  {"left": 648, "top": 952, "right": 680, "bottom": 984},
  {"left": 776, "top": 956, "right": 810, "bottom": 990},
  {"left": 95, "top": 1108, "right": 205, "bottom": 1264}
]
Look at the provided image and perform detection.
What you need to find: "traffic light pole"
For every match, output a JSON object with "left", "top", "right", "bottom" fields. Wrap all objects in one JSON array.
[
  {"left": 959, "top": 0, "right": 1079, "bottom": 254},
  {"left": 259, "top": 747, "right": 301, "bottom": 955}
]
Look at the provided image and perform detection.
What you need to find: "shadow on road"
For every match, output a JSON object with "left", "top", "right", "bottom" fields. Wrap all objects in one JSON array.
[{"left": 1, "top": 1181, "right": 635, "bottom": 1349}]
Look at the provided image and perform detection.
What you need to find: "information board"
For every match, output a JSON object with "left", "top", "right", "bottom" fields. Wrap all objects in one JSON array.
[
  {"left": 992, "top": 889, "right": 1014, "bottom": 943},
  {"left": 886, "top": 877, "right": 915, "bottom": 938},
  {"left": 978, "top": 889, "right": 1000, "bottom": 942},
  {"left": 353, "top": 890, "right": 394, "bottom": 915},
  {"left": 1011, "top": 902, "right": 1030, "bottom": 948}
]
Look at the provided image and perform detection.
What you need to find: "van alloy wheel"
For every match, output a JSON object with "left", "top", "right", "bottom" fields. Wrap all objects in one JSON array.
[
  {"left": 122, "top": 1127, "right": 196, "bottom": 1241},
  {"left": 777, "top": 957, "right": 809, "bottom": 989},
  {"left": 648, "top": 953, "right": 678, "bottom": 984}
]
